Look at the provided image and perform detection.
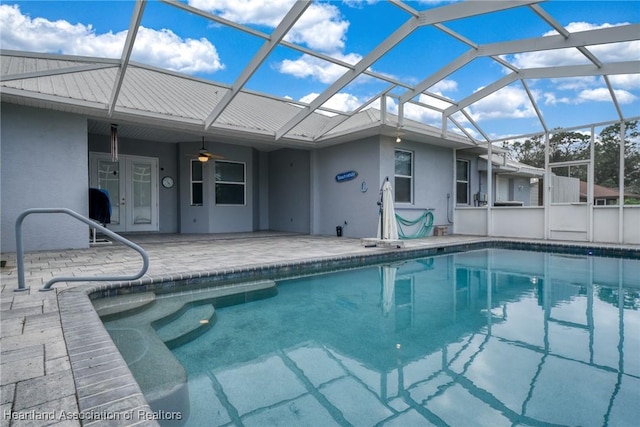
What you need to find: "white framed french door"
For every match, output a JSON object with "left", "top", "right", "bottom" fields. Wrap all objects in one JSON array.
[{"left": 90, "top": 153, "right": 159, "bottom": 232}]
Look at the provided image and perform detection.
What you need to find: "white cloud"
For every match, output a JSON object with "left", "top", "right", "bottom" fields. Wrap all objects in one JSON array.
[
  {"left": 550, "top": 76, "right": 598, "bottom": 91},
  {"left": 608, "top": 74, "right": 640, "bottom": 90},
  {"left": 189, "top": 0, "right": 295, "bottom": 27},
  {"left": 0, "top": 4, "right": 223, "bottom": 74},
  {"left": 189, "top": 0, "right": 354, "bottom": 83},
  {"left": 300, "top": 91, "right": 362, "bottom": 113},
  {"left": 509, "top": 22, "right": 639, "bottom": 69},
  {"left": 189, "top": 0, "right": 349, "bottom": 54},
  {"left": 543, "top": 92, "right": 571, "bottom": 106},
  {"left": 577, "top": 87, "right": 637, "bottom": 104},
  {"left": 343, "top": 0, "right": 379, "bottom": 8},
  {"left": 277, "top": 52, "right": 361, "bottom": 84},
  {"left": 286, "top": 3, "right": 349, "bottom": 53},
  {"left": 132, "top": 28, "right": 223, "bottom": 74},
  {"left": 375, "top": 95, "right": 443, "bottom": 126},
  {"left": 429, "top": 79, "right": 458, "bottom": 95},
  {"left": 404, "top": 101, "right": 442, "bottom": 125},
  {"left": 468, "top": 85, "right": 537, "bottom": 121}
]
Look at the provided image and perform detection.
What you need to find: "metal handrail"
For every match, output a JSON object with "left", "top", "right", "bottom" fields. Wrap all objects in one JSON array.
[{"left": 14, "top": 208, "right": 149, "bottom": 292}]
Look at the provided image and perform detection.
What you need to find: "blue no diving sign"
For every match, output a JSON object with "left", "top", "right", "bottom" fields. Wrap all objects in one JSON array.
[{"left": 335, "top": 170, "right": 358, "bottom": 182}]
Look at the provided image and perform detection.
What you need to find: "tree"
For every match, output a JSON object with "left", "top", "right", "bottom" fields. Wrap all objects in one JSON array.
[
  {"left": 503, "top": 121, "right": 640, "bottom": 195},
  {"left": 503, "top": 129, "right": 591, "bottom": 169},
  {"left": 503, "top": 134, "right": 544, "bottom": 168},
  {"left": 595, "top": 121, "right": 640, "bottom": 194}
]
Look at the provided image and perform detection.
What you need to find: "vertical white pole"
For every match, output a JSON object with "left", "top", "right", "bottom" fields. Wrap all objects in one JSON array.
[
  {"left": 487, "top": 142, "right": 493, "bottom": 236},
  {"left": 452, "top": 148, "right": 457, "bottom": 234},
  {"left": 544, "top": 132, "right": 550, "bottom": 240},
  {"left": 618, "top": 121, "right": 625, "bottom": 243},
  {"left": 589, "top": 126, "right": 595, "bottom": 242}
]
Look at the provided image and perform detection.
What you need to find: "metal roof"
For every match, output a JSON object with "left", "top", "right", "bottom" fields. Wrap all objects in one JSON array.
[{"left": 1, "top": 0, "right": 638, "bottom": 150}]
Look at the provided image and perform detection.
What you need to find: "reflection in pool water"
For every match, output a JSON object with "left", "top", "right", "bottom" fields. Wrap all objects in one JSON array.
[{"left": 103, "top": 249, "right": 640, "bottom": 426}]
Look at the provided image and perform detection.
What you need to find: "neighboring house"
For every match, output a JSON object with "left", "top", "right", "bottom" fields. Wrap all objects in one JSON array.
[
  {"left": 1, "top": 50, "right": 481, "bottom": 252},
  {"left": 455, "top": 152, "right": 544, "bottom": 207},
  {"left": 579, "top": 181, "right": 640, "bottom": 205}
]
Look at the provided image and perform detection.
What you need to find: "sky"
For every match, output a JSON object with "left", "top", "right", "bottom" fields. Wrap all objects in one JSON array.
[{"left": 1, "top": 0, "right": 639, "bottom": 140}]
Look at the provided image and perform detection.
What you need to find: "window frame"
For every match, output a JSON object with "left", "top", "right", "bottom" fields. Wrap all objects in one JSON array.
[
  {"left": 394, "top": 149, "right": 414, "bottom": 204},
  {"left": 214, "top": 160, "right": 246, "bottom": 206},
  {"left": 190, "top": 159, "right": 203, "bottom": 206},
  {"left": 456, "top": 159, "right": 470, "bottom": 205}
]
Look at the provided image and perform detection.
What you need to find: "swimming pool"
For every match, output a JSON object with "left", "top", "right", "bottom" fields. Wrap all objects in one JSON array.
[{"left": 100, "top": 248, "right": 640, "bottom": 426}]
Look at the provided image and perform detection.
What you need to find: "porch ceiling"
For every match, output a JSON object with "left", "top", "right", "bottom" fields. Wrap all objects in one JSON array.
[{"left": 1, "top": 0, "right": 638, "bottom": 149}]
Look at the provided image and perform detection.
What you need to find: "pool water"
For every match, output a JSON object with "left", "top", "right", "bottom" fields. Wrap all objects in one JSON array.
[{"left": 103, "top": 249, "right": 640, "bottom": 426}]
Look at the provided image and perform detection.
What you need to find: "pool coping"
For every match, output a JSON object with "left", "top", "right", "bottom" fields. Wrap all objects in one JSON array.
[{"left": 59, "top": 237, "right": 640, "bottom": 426}]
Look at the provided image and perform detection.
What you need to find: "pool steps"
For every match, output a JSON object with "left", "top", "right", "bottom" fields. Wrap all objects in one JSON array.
[
  {"left": 94, "top": 280, "right": 277, "bottom": 416},
  {"left": 154, "top": 303, "right": 215, "bottom": 349},
  {"left": 92, "top": 291, "right": 156, "bottom": 318}
]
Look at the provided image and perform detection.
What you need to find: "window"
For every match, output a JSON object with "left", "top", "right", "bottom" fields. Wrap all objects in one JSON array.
[
  {"left": 191, "top": 160, "right": 203, "bottom": 206},
  {"left": 595, "top": 198, "right": 607, "bottom": 206},
  {"left": 456, "top": 159, "right": 469, "bottom": 205},
  {"left": 395, "top": 149, "right": 413, "bottom": 203},
  {"left": 215, "top": 160, "right": 245, "bottom": 205}
]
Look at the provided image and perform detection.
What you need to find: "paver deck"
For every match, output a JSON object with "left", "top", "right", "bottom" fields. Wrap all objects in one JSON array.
[{"left": 1, "top": 232, "right": 637, "bottom": 426}]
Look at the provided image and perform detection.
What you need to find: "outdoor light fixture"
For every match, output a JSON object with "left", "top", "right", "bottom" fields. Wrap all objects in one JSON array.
[
  {"left": 196, "top": 136, "right": 221, "bottom": 162},
  {"left": 396, "top": 136, "right": 402, "bottom": 143}
]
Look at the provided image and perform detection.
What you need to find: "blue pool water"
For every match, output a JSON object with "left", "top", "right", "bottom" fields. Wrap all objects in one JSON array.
[{"left": 102, "top": 249, "right": 640, "bottom": 426}]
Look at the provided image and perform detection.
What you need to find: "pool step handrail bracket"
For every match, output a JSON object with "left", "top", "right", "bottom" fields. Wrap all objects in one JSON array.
[{"left": 14, "top": 208, "right": 149, "bottom": 292}]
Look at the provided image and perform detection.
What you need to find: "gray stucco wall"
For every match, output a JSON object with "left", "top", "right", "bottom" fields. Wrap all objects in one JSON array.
[
  {"left": 268, "top": 148, "right": 310, "bottom": 233},
  {"left": 385, "top": 138, "right": 455, "bottom": 230},
  {"left": 89, "top": 135, "right": 179, "bottom": 233},
  {"left": 316, "top": 138, "right": 381, "bottom": 238},
  {"left": 1, "top": 103, "right": 88, "bottom": 252},
  {"left": 313, "top": 136, "right": 456, "bottom": 238}
]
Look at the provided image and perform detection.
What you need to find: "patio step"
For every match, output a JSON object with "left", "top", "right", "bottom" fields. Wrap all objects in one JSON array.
[{"left": 153, "top": 303, "right": 216, "bottom": 349}]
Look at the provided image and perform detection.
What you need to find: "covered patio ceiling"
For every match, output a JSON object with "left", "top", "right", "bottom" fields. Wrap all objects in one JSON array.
[{"left": 2, "top": 0, "right": 639, "bottom": 148}]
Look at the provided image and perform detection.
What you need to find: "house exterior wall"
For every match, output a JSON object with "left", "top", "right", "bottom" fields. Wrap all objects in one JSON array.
[
  {"left": 88, "top": 135, "right": 179, "bottom": 233},
  {"left": 1, "top": 103, "right": 88, "bottom": 252},
  {"left": 479, "top": 170, "right": 534, "bottom": 206},
  {"left": 178, "top": 141, "right": 256, "bottom": 233},
  {"left": 390, "top": 138, "right": 454, "bottom": 230},
  {"left": 268, "top": 148, "right": 310, "bottom": 233},
  {"left": 509, "top": 177, "right": 533, "bottom": 205},
  {"left": 255, "top": 150, "right": 268, "bottom": 231},
  {"left": 315, "top": 137, "right": 382, "bottom": 237},
  {"left": 312, "top": 136, "right": 455, "bottom": 239}
]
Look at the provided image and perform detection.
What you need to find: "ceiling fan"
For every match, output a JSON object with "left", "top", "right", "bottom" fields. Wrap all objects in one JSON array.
[{"left": 189, "top": 137, "right": 224, "bottom": 162}]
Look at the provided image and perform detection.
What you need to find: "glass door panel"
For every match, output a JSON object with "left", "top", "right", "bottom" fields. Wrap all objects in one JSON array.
[
  {"left": 90, "top": 153, "right": 158, "bottom": 232},
  {"left": 131, "top": 161, "right": 153, "bottom": 225}
]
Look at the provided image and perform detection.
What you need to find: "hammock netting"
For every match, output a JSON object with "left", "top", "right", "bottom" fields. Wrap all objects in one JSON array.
[{"left": 395, "top": 210, "right": 434, "bottom": 239}]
